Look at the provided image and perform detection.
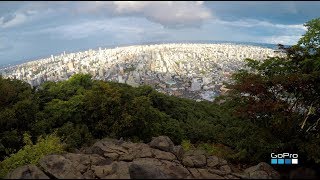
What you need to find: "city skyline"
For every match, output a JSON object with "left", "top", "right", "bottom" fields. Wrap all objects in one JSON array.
[
  {"left": 1, "top": 1, "right": 319, "bottom": 65},
  {"left": 1, "top": 43, "right": 284, "bottom": 101}
]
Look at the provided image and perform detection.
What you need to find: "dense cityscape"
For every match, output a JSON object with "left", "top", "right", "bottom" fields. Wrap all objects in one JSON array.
[{"left": 0, "top": 43, "right": 285, "bottom": 101}]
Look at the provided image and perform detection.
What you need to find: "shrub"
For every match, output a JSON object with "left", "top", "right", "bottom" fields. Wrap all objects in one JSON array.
[
  {"left": 181, "top": 139, "right": 194, "bottom": 151},
  {"left": 0, "top": 133, "right": 64, "bottom": 178}
]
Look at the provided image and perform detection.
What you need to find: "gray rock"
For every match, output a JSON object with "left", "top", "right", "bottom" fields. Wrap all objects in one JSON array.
[
  {"left": 133, "top": 158, "right": 163, "bottom": 167},
  {"left": 119, "top": 153, "right": 135, "bottom": 162},
  {"left": 92, "top": 164, "right": 114, "bottom": 178},
  {"left": 172, "top": 145, "right": 184, "bottom": 160},
  {"left": 119, "top": 142, "right": 153, "bottom": 161},
  {"left": 91, "top": 140, "right": 128, "bottom": 158},
  {"left": 220, "top": 164, "right": 232, "bottom": 174},
  {"left": 80, "top": 146, "right": 93, "bottom": 154},
  {"left": 149, "top": 136, "right": 174, "bottom": 152},
  {"left": 104, "top": 173, "right": 120, "bottom": 179},
  {"left": 39, "top": 154, "right": 83, "bottom": 179},
  {"left": 7, "top": 137, "right": 281, "bottom": 180},
  {"left": 134, "top": 145, "right": 153, "bottom": 159},
  {"left": 207, "top": 156, "right": 219, "bottom": 167},
  {"left": 188, "top": 168, "right": 201, "bottom": 178},
  {"left": 249, "top": 170, "right": 270, "bottom": 179},
  {"left": 192, "top": 155, "right": 207, "bottom": 168},
  {"left": 82, "top": 170, "right": 95, "bottom": 179},
  {"left": 63, "top": 153, "right": 111, "bottom": 170},
  {"left": 131, "top": 157, "right": 190, "bottom": 179},
  {"left": 198, "top": 168, "right": 225, "bottom": 179},
  {"left": 129, "top": 163, "right": 173, "bottom": 179},
  {"left": 111, "top": 161, "right": 131, "bottom": 179},
  {"left": 218, "top": 157, "right": 228, "bottom": 166},
  {"left": 244, "top": 162, "right": 280, "bottom": 179},
  {"left": 244, "top": 162, "right": 272, "bottom": 173},
  {"left": 208, "top": 168, "right": 228, "bottom": 176},
  {"left": 225, "top": 174, "right": 240, "bottom": 179},
  {"left": 63, "top": 153, "right": 87, "bottom": 173},
  {"left": 93, "top": 161, "right": 131, "bottom": 179},
  {"left": 182, "top": 151, "right": 206, "bottom": 168},
  {"left": 6, "top": 164, "right": 49, "bottom": 179},
  {"left": 231, "top": 172, "right": 249, "bottom": 179},
  {"left": 193, "top": 149, "right": 207, "bottom": 156},
  {"left": 182, "top": 156, "right": 194, "bottom": 167},
  {"left": 103, "top": 152, "right": 120, "bottom": 160},
  {"left": 160, "top": 160, "right": 191, "bottom": 178},
  {"left": 121, "top": 141, "right": 137, "bottom": 149},
  {"left": 152, "top": 148, "right": 176, "bottom": 161}
]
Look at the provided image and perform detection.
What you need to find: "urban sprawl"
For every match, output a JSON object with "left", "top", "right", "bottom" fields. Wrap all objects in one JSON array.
[{"left": 0, "top": 43, "right": 285, "bottom": 101}]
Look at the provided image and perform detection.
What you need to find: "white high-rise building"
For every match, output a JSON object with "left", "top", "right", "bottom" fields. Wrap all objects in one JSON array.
[{"left": 67, "top": 62, "right": 74, "bottom": 71}]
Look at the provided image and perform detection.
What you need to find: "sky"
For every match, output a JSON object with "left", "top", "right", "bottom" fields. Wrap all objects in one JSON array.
[{"left": 0, "top": 1, "right": 320, "bottom": 66}]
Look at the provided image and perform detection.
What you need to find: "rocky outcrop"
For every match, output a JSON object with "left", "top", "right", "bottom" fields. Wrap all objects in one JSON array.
[
  {"left": 6, "top": 136, "right": 280, "bottom": 179},
  {"left": 6, "top": 165, "right": 49, "bottom": 179}
]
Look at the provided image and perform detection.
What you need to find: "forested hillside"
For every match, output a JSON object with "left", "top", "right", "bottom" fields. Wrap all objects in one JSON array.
[{"left": 0, "top": 73, "right": 273, "bottom": 159}]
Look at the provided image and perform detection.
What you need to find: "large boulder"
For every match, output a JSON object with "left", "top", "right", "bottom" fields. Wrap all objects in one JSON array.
[
  {"left": 220, "top": 165, "right": 232, "bottom": 174},
  {"left": 63, "top": 153, "right": 111, "bottom": 171},
  {"left": 149, "top": 136, "right": 174, "bottom": 152},
  {"left": 38, "top": 153, "right": 110, "bottom": 179},
  {"left": 172, "top": 145, "right": 184, "bottom": 160},
  {"left": 151, "top": 148, "right": 176, "bottom": 161},
  {"left": 92, "top": 164, "right": 114, "bottom": 178},
  {"left": 207, "top": 156, "right": 219, "bottom": 167},
  {"left": 90, "top": 139, "right": 129, "bottom": 160},
  {"left": 159, "top": 160, "right": 191, "bottom": 178},
  {"left": 129, "top": 163, "right": 173, "bottom": 179},
  {"left": 131, "top": 158, "right": 190, "bottom": 179},
  {"left": 244, "top": 162, "right": 280, "bottom": 179},
  {"left": 182, "top": 150, "right": 207, "bottom": 168},
  {"left": 91, "top": 161, "right": 132, "bottom": 179},
  {"left": 39, "top": 154, "right": 84, "bottom": 179},
  {"left": 109, "top": 161, "right": 131, "bottom": 179},
  {"left": 6, "top": 164, "right": 49, "bottom": 179}
]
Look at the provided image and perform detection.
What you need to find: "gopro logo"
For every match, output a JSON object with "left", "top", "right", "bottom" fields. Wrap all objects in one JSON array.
[{"left": 270, "top": 153, "right": 298, "bottom": 165}]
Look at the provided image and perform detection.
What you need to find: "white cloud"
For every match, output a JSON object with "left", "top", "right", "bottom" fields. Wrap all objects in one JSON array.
[
  {"left": 0, "top": 2, "right": 66, "bottom": 29},
  {"left": 77, "top": 1, "right": 212, "bottom": 28},
  {"left": 213, "top": 19, "right": 306, "bottom": 31},
  {"left": 206, "top": 18, "right": 306, "bottom": 44},
  {"left": 37, "top": 19, "right": 150, "bottom": 40},
  {"left": 0, "top": 12, "right": 28, "bottom": 28},
  {"left": 262, "top": 35, "right": 302, "bottom": 45}
]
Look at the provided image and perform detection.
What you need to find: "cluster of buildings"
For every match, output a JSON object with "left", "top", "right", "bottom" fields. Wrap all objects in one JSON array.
[{"left": 0, "top": 43, "right": 285, "bottom": 101}]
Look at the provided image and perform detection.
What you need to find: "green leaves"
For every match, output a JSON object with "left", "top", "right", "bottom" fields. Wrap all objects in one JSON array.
[
  {"left": 298, "top": 18, "right": 320, "bottom": 51},
  {"left": 0, "top": 133, "right": 64, "bottom": 178},
  {"left": 222, "top": 17, "right": 320, "bottom": 165}
]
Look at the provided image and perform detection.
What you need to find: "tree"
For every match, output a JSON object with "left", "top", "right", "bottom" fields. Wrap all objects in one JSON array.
[
  {"left": 298, "top": 18, "right": 320, "bottom": 53},
  {"left": 0, "top": 76, "right": 37, "bottom": 161},
  {"left": 220, "top": 17, "right": 320, "bottom": 163}
]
